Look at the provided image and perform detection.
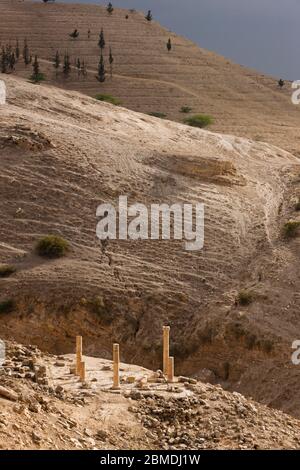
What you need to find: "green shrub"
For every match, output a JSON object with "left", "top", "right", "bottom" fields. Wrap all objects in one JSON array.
[
  {"left": 184, "top": 114, "right": 213, "bottom": 128},
  {"left": 36, "top": 235, "right": 69, "bottom": 258},
  {"left": 0, "top": 299, "right": 15, "bottom": 314},
  {"left": 283, "top": 221, "right": 300, "bottom": 238},
  {"left": 30, "top": 73, "right": 45, "bottom": 84},
  {"left": 237, "top": 290, "right": 254, "bottom": 306},
  {"left": 95, "top": 94, "right": 121, "bottom": 105},
  {"left": 0, "top": 265, "right": 16, "bottom": 278},
  {"left": 148, "top": 112, "right": 167, "bottom": 119},
  {"left": 180, "top": 106, "right": 192, "bottom": 114}
]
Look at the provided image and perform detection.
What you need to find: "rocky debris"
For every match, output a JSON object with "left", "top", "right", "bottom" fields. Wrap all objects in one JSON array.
[
  {"left": 0, "top": 126, "right": 53, "bottom": 151},
  {"left": 178, "top": 376, "right": 198, "bottom": 385},
  {"left": 129, "top": 383, "right": 300, "bottom": 450},
  {"left": 0, "top": 385, "right": 18, "bottom": 402}
]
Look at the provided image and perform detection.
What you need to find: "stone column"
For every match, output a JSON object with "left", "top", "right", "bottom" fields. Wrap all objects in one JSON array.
[
  {"left": 112, "top": 343, "right": 120, "bottom": 389},
  {"left": 80, "top": 361, "right": 86, "bottom": 382},
  {"left": 76, "top": 336, "right": 82, "bottom": 376},
  {"left": 163, "top": 326, "right": 170, "bottom": 376},
  {"left": 168, "top": 356, "right": 174, "bottom": 383}
]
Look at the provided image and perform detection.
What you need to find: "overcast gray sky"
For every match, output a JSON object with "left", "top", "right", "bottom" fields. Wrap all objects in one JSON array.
[{"left": 45, "top": 0, "right": 297, "bottom": 79}]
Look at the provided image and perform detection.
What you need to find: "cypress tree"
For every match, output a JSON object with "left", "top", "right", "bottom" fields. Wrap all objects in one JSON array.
[
  {"left": 31, "top": 55, "right": 44, "bottom": 83},
  {"left": 9, "top": 52, "right": 16, "bottom": 71},
  {"left": 97, "top": 52, "right": 105, "bottom": 82},
  {"left": 1, "top": 47, "right": 7, "bottom": 74},
  {"left": 23, "top": 39, "right": 30, "bottom": 66},
  {"left": 15, "top": 40, "right": 20, "bottom": 60},
  {"left": 167, "top": 38, "right": 172, "bottom": 52},
  {"left": 98, "top": 29, "right": 105, "bottom": 50},
  {"left": 54, "top": 51, "right": 60, "bottom": 70},
  {"left": 145, "top": 10, "right": 152, "bottom": 22},
  {"left": 63, "top": 53, "right": 71, "bottom": 77},
  {"left": 107, "top": 2, "right": 114, "bottom": 14},
  {"left": 109, "top": 47, "right": 114, "bottom": 78}
]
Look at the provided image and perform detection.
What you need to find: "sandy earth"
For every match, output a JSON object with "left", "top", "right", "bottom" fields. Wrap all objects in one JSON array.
[
  {"left": 1, "top": 0, "right": 300, "bottom": 448},
  {"left": 0, "top": 74, "right": 300, "bottom": 421}
]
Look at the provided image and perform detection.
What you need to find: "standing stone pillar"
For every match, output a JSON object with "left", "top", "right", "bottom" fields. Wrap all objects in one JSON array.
[
  {"left": 80, "top": 361, "right": 86, "bottom": 382},
  {"left": 163, "top": 326, "right": 170, "bottom": 376},
  {"left": 76, "top": 336, "right": 82, "bottom": 376},
  {"left": 112, "top": 343, "right": 120, "bottom": 389},
  {"left": 168, "top": 356, "right": 174, "bottom": 383}
]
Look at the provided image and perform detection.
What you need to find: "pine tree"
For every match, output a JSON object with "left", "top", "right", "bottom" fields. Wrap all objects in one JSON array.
[
  {"left": 76, "top": 58, "right": 81, "bottom": 77},
  {"left": 23, "top": 39, "right": 30, "bottom": 66},
  {"left": 98, "top": 29, "right": 105, "bottom": 50},
  {"left": 63, "top": 53, "right": 71, "bottom": 77},
  {"left": 97, "top": 52, "right": 105, "bottom": 82},
  {"left": 53, "top": 50, "right": 60, "bottom": 70},
  {"left": 145, "top": 10, "right": 152, "bottom": 22},
  {"left": 1, "top": 47, "right": 7, "bottom": 74},
  {"left": 69, "top": 29, "right": 79, "bottom": 39},
  {"left": 15, "top": 40, "right": 20, "bottom": 60},
  {"left": 31, "top": 55, "right": 44, "bottom": 83},
  {"left": 109, "top": 47, "right": 114, "bottom": 78},
  {"left": 81, "top": 60, "right": 87, "bottom": 77},
  {"left": 88, "top": 29, "right": 91, "bottom": 39},
  {"left": 107, "top": 2, "right": 114, "bottom": 14},
  {"left": 167, "top": 38, "right": 172, "bottom": 52},
  {"left": 9, "top": 52, "right": 16, "bottom": 71}
]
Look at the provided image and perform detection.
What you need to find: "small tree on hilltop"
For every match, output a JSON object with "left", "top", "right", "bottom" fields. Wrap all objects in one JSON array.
[
  {"left": 167, "top": 38, "right": 172, "bottom": 52},
  {"left": 9, "top": 52, "right": 16, "bottom": 71},
  {"left": 23, "top": 39, "right": 30, "bottom": 66},
  {"left": 97, "top": 52, "right": 105, "bottom": 83},
  {"left": 109, "top": 46, "right": 114, "bottom": 78},
  {"left": 53, "top": 50, "right": 60, "bottom": 76},
  {"left": 1, "top": 48, "right": 8, "bottom": 74},
  {"left": 80, "top": 60, "right": 87, "bottom": 77},
  {"left": 145, "top": 10, "right": 152, "bottom": 22},
  {"left": 15, "top": 40, "right": 20, "bottom": 60},
  {"left": 31, "top": 55, "right": 45, "bottom": 83},
  {"left": 63, "top": 53, "right": 71, "bottom": 78},
  {"left": 107, "top": 2, "right": 114, "bottom": 14},
  {"left": 278, "top": 79, "right": 285, "bottom": 89},
  {"left": 98, "top": 28, "right": 105, "bottom": 50}
]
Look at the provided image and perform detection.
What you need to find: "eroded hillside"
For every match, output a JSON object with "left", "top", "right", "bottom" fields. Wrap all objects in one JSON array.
[{"left": 1, "top": 75, "right": 300, "bottom": 417}]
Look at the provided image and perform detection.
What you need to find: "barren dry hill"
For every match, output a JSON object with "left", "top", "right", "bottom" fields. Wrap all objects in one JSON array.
[
  {"left": 1, "top": 74, "right": 300, "bottom": 421},
  {"left": 0, "top": 0, "right": 300, "bottom": 156}
]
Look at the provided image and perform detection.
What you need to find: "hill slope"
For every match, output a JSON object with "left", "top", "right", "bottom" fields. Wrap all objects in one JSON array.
[
  {"left": 0, "top": 0, "right": 300, "bottom": 156},
  {"left": 1, "top": 339, "right": 300, "bottom": 450},
  {"left": 1, "top": 74, "right": 300, "bottom": 418}
]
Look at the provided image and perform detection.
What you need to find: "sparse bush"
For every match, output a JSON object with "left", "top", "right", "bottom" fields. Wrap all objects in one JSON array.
[
  {"left": 184, "top": 114, "right": 213, "bottom": 128},
  {"left": 148, "top": 112, "right": 167, "bottom": 119},
  {"left": 0, "top": 299, "right": 15, "bottom": 314},
  {"left": 283, "top": 221, "right": 300, "bottom": 238},
  {"left": 180, "top": 106, "right": 192, "bottom": 114},
  {"left": 245, "top": 333, "right": 257, "bottom": 350},
  {"left": 95, "top": 94, "right": 121, "bottom": 105},
  {"left": 260, "top": 339, "right": 274, "bottom": 354},
  {"left": 36, "top": 235, "right": 69, "bottom": 258},
  {"left": 237, "top": 290, "right": 254, "bottom": 306},
  {"left": 0, "top": 264, "right": 16, "bottom": 278}
]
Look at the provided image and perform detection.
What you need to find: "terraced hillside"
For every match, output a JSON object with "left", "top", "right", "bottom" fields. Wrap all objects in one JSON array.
[
  {"left": 0, "top": 0, "right": 300, "bottom": 156},
  {"left": 1, "top": 74, "right": 300, "bottom": 418}
]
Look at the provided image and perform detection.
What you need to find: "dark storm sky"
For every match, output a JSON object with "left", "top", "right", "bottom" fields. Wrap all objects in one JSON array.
[{"left": 40, "top": 0, "right": 298, "bottom": 80}]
